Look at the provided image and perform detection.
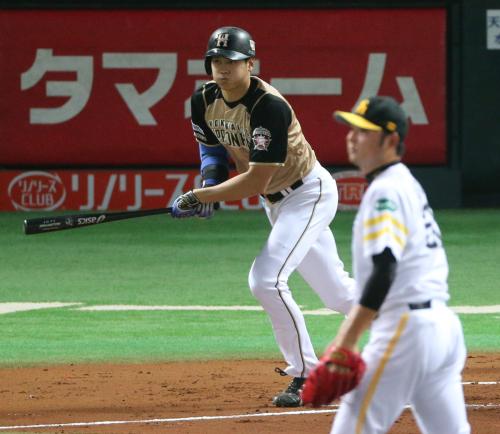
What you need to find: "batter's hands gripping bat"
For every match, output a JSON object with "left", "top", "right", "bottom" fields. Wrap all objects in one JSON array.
[{"left": 23, "top": 207, "right": 173, "bottom": 235}]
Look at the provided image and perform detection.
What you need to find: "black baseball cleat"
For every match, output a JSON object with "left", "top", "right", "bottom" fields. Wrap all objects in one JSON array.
[{"left": 272, "top": 375, "right": 306, "bottom": 407}]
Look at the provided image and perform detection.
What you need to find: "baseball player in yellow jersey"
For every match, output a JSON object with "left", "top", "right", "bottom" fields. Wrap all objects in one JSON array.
[
  {"left": 171, "top": 26, "right": 355, "bottom": 407},
  {"left": 302, "top": 96, "right": 470, "bottom": 432}
]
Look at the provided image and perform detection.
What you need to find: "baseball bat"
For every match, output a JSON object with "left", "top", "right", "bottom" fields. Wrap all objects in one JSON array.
[{"left": 23, "top": 207, "right": 173, "bottom": 235}]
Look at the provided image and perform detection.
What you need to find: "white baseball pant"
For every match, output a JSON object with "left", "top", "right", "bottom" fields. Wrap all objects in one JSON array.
[
  {"left": 331, "top": 301, "right": 470, "bottom": 434},
  {"left": 248, "top": 162, "right": 355, "bottom": 378}
]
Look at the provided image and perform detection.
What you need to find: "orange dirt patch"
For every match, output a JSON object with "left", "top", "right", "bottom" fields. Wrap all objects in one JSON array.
[{"left": 0, "top": 353, "right": 499, "bottom": 433}]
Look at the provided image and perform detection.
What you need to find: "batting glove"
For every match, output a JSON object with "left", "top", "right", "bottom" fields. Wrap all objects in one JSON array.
[
  {"left": 197, "top": 180, "right": 218, "bottom": 219},
  {"left": 171, "top": 191, "right": 201, "bottom": 218}
]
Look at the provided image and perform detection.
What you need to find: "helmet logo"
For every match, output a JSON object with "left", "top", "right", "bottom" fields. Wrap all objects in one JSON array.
[{"left": 216, "top": 33, "right": 230, "bottom": 47}]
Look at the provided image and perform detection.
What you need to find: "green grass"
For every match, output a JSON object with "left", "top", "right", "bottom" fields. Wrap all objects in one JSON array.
[
  {"left": 0, "top": 308, "right": 497, "bottom": 366},
  {"left": 438, "top": 209, "right": 500, "bottom": 304},
  {"left": 1, "top": 211, "right": 269, "bottom": 304},
  {"left": 0, "top": 208, "right": 499, "bottom": 366},
  {"left": 460, "top": 314, "right": 500, "bottom": 349}
]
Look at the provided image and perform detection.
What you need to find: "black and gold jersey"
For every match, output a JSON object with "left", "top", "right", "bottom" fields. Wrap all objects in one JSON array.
[{"left": 190, "top": 76, "right": 316, "bottom": 194}]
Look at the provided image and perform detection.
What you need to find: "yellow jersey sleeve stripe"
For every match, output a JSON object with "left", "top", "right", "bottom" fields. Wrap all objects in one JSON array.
[
  {"left": 364, "top": 213, "right": 409, "bottom": 235},
  {"left": 355, "top": 313, "right": 409, "bottom": 434},
  {"left": 363, "top": 227, "right": 406, "bottom": 248}
]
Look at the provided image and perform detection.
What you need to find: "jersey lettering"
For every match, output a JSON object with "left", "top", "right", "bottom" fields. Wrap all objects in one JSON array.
[
  {"left": 423, "top": 204, "right": 442, "bottom": 249},
  {"left": 208, "top": 119, "right": 250, "bottom": 148}
]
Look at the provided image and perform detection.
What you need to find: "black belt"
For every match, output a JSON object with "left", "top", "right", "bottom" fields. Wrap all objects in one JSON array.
[
  {"left": 408, "top": 300, "right": 432, "bottom": 310},
  {"left": 263, "top": 179, "right": 304, "bottom": 203}
]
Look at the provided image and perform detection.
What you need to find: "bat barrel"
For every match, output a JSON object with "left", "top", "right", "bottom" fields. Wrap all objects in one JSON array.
[{"left": 23, "top": 216, "right": 71, "bottom": 234}]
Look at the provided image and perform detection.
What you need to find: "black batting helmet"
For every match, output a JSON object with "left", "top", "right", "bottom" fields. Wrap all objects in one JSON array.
[{"left": 204, "top": 26, "right": 256, "bottom": 75}]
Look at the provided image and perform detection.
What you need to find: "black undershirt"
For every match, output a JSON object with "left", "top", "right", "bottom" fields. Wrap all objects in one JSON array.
[
  {"left": 359, "top": 161, "right": 401, "bottom": 311},
  {"left": 359, "top": 247, "right": 397, "bottom": 311}
]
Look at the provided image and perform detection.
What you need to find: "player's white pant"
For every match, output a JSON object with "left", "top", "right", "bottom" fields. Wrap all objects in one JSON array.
[
  {"left": 248, "top": 162, "right": 355, "bottom": 378},
  {"left": 331, "top": 301, "right": 470, "bottom": 434}
]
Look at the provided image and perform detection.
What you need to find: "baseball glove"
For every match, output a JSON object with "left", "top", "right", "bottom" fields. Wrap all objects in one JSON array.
[{"left": 300, "top": 345, "right": 366, "bottom": 407}]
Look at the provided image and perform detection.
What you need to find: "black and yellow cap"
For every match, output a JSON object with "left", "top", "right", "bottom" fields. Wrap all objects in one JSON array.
[{"left": 334, "top": 96, "right": 409, "bottom": 141}]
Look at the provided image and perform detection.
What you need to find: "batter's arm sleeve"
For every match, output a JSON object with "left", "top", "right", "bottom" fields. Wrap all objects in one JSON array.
[
  {"left": 190, "top": 84, "right": 229, "bottom": 185},
  {"left": 199, "top": 143, "right": 229, "bottom": 185},
  {"left": 359, "top": 247, "right": 397, "bottom": 311}
]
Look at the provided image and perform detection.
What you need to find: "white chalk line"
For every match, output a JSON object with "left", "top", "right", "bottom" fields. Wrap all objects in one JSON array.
[
  {"left": 0, "top": 302, "right": 82, "bottom": 315},
  {"left": 1, "top": 409, "right": 337, "bottom": 431},
  {"left": 75, "top": 304, "right": 500, "bottom": 315},
  {"left": 3, "top": 302, "right": 500, "bottom": 315},
  {"left": 0, "top": 402, "right": 499, "bottom": 431}
]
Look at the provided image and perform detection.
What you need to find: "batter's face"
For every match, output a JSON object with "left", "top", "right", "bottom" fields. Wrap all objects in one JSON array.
[
  {"left": 211, "top": 56, "right": 253, "bottom": 101},
  {"left": 346, "top": 127, "right": 397, "bottom": 175}
]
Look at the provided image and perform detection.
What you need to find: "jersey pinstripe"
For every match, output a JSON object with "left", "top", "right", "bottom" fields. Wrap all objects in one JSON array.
[
  {"left": 190, "top": 76, "right": 316, "bottom": 194},
  {"left": 352, "top": 163, "right": 450, "bottom": 312}
]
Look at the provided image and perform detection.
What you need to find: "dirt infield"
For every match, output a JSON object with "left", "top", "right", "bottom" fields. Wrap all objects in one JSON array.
[{"left": 1, "top": 353, "right": 499, "bottom": 433}]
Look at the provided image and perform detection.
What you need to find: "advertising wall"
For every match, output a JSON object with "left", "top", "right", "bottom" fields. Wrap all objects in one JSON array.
[
  {"left": 0, "top": 169, "right": 368, "bottom": 211},
  {"left": 0, "top": 8, "right": 447, "bottom": 170}
]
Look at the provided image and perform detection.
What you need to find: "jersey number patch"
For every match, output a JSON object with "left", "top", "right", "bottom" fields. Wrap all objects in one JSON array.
[{"left": 423, "top": 204, "right": 442, "bottom": 249}]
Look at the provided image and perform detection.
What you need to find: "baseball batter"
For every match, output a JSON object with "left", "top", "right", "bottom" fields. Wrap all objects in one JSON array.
[
  {"left": 171, "top": 26, "right": 355, "bottom": 406},
  {"left": 305, "top": 96, "right": 470, "bottom": 433}
]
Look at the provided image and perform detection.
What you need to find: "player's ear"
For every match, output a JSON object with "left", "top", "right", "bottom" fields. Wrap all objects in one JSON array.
[
  {"left": 380, "top": 131, "right": 399, "bottom": 148},
  {"left": 383, "top": 131, "right": 400, "bottom": 152},
  {"left": 247, "top": 57, "right": 255, "bottom": 73}
]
